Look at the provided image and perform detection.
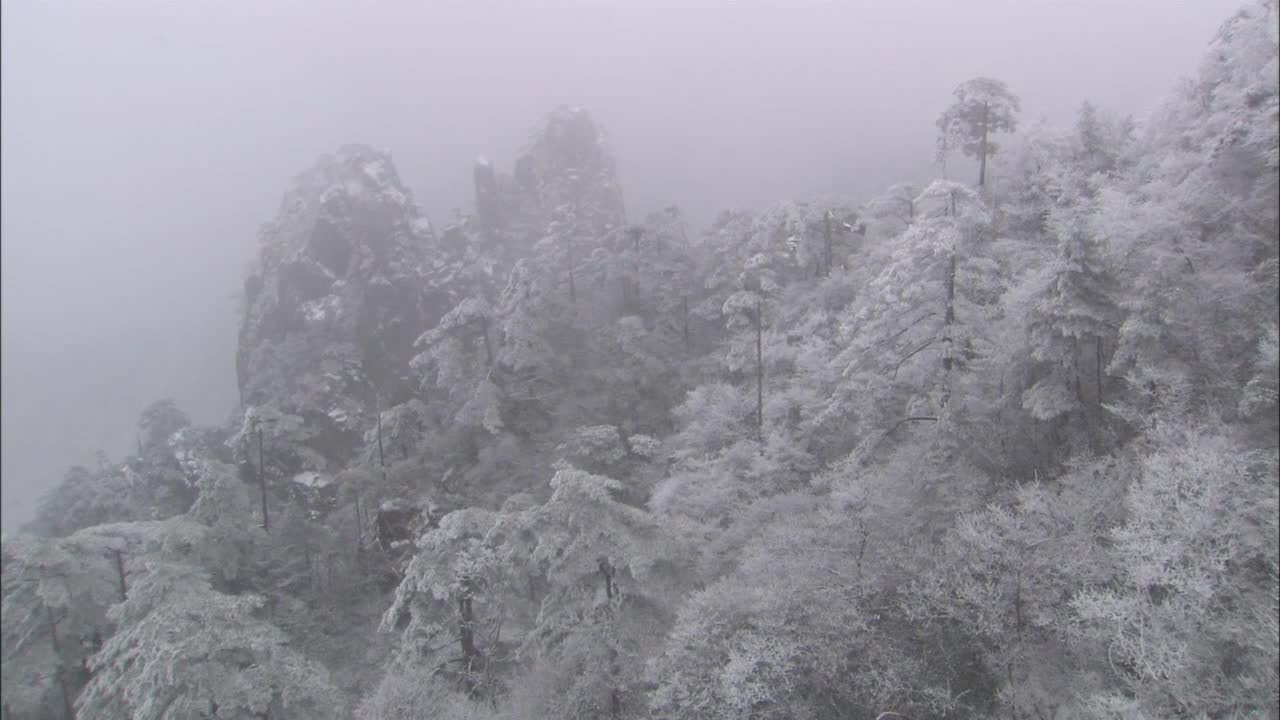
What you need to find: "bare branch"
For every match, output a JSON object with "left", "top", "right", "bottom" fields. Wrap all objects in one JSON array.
[{"left": 886, "top": 416, "right": 940, "bottom": 436}]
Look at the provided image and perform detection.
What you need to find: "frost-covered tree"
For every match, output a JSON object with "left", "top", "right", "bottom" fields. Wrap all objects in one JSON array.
[
  {"left": 579, "top": 209, "right": 701, "bottom": 431},
  {"left": 864, "top": 182, "right": 919, "bottom": 236},
  {"left": 649, "top": 493, "right": 978, "bottom": 720},
  {"left": 77, "top": 561, "right": 343, "bottom": 720},
  {"left": 494, "top": 467, "right": 669, "bottom": 719},
  {"left": 124, "top": 399, "right": 214, "bottom": 521},
  {"left": 30, "top": 464, "right": 147, "bottom": 538},
  {"left": 840, "top": 181, "right": 996, "bottom": 413},
  {"left": 4, "top": 507, "right": 264, "bottom": 719},
  {"left": 1102, "top": 0, "right": 1278, "bottom": 423},
  {"left": 136, "top": 399, "right": 191, "bottom": 452},
  {"left": 991, "top": 120, "right": 1072, "bottom": 241},
  {"left": 913, "top": 481, "right": 1114, "bottom": 719},
  {"left": 185, "top": 460, "right": 261, "bottom": 588},
  {"left": 1070, "top": 426, "right": 1279, "bottom": 718},
  {"left": 1, "top": 532, "right": 119, "bottom": 720},
  {"left": 6, "top": 6, "right": 1278, "bottom": 715},
  {"left": 227, "top": 405, "right": 327, "bottom": 531},
  {"left": 412, "top": 295, "right": 502, "bottom": 439},
  {"left": 1072, "top": 101, "right": 1135, "bottom": 182},
  {"left": 381, "top": 507, "right": 506, "bottom": 696},
  {"left": 357, "top": 663, "right": 496, "bottom": 720},
  {"left": 1011, "top": 187, "right": 1120, "bottom": 430},
  {"left": 1241, "top": 322, "right": 1280, "bottom": 426},
  {"left": 936, "top": 77, "right": 1022, "bottom": 187}
]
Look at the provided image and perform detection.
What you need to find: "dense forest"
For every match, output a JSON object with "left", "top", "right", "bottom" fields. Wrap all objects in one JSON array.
[{"left": 3, "top": 2, "right": 1277, "bottom": 718}]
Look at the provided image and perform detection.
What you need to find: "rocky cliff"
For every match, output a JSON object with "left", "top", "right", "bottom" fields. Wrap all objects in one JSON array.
[{"left": 235, "top": 145, "right": 442, "bottom": 470}]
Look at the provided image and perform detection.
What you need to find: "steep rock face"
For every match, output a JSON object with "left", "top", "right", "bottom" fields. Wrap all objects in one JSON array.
[
  {"left": 236, "top": 145, "right": 440, "bottom": 467},
  {"left": 232, "top": 110, "right": 630, "bottom": 486},
  {"left": 414, "top": 107, "right": 631, "bottom": 358},
  {"left": 474, "top": 106, "right": 627, "bottom": 258},
  {"left": 518, "top": 105, "right": 626, "bottom": 234},
  {"left": 472, "top": 157, "right": 503, "bottom": 233}
]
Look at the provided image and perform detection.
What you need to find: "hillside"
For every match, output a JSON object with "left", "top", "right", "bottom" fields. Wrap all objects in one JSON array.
[{"left": 3, "top": 2, "right": 1277, "bottom": 718}]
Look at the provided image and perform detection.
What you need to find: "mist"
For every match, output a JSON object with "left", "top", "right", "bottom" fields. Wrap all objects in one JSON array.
[{"left": 0, "top": 0, "right": 1243, "bottom": 528}]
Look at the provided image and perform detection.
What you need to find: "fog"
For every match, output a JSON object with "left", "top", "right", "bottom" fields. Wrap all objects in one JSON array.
[{"left": 0, "top": 0, "right": 1242, "bottom": 527}]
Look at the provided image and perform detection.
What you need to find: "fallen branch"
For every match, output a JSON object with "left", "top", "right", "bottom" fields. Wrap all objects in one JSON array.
[
  {"left": 892, "top": 338, "right": 938, "bottom": 380},
  {"left": 886, "top": 416, "right": 939, "bottom": 436}
]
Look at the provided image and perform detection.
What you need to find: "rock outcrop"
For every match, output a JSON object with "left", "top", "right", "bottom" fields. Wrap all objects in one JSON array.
[
  {"left": 233, "top": 108, "right": 631, "bottom": 485},
  {"left": 471, "top": 106, "right": 627, "bottom": 258},
  {"left": 236, "top": 145, "right": 441, "bottom": 468},
  {"left": 517, "top": 104, "right": 626, "bottom": 234}
]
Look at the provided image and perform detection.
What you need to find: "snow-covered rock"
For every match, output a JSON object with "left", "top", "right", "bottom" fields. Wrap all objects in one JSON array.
[{"left": 236, "top": 145, "right": 445, "bottom": 469}]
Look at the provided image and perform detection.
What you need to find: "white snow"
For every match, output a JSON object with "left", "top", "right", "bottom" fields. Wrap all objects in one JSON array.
[
  {"left": 363, "top": 160, "right": 386, "bottom": 183},
  {"left": 291, "top": 471, "right": 333, "bottom": 489},
  {"left": 302, "top": 297, "right": 337, "bottom": 323},
  {"left": 379, "top": 186, "right": 407, "bottom": 206}
]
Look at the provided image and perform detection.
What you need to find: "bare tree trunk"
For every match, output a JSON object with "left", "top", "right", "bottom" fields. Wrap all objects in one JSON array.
[
  {"left": 599, "top": 559, "right": 615, "bottom": 600},
  {"left": 112, "top": 550, "right": 127, "bottom": 601},
  {"left": 823, "top": 211, "right": 833, "bottom": 277},
  {"left": 633, "top": 227, "right": 642, "bottom": 310},
  {"left": 1014, "top": 565, "right": 1024, "bottom": 638},
  {"left": 756, "top": 298, "right": 764, "bottom": 438},
  {"left": 1006, "top": 659, "right": 1017, "bottom": 720},
  {"left": 601, "top": 558, "right": 623, "bottom": 718},
  {"left": 943, "top": 252, "right": 957, "bottom": 406},
  {"left": 257, "top": 428, "right": 269, "bottom": 533},
  {"left": 47, "top": 607, "right": 75, "bottom": 720},
  {"left": 567, "top": 235, "right": 577, "bottom": 303},
  {"left": 459, "top": 591, "right": 477, "bottom": 663},
  {"left": 943, "top": 254, "right": 956, "bottom": 373},
  {"left": 1073, "top": 337, "right": 1084, "bottom": 404},
  {"left": 374, "top": 397, "right": 390, "bottom": 492},
  {"left": 979, "top": 101, "right": 990, "bottom": 187},
  {"left": 304, "top": 541, "right": 314, "bottom": 595},
  {"left": 480, "top": 315, "right": 493, "bottom": 367},
  {"left": 1095, "top": 335, "right": 1104, "bottom": 408},
  {"left": 376, "top": 402, "right": 386, "bottom": 471},
  {"left": 354, "top": 496, "right": 363, "bottom": 559},
  {"left": 682, "top": 296, "right": 690, "bottom": 354}
]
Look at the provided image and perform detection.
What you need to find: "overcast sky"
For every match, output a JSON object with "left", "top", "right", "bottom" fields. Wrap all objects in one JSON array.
[{"left": 0, "top": 0, "right": 1243, "bottom": 526}]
